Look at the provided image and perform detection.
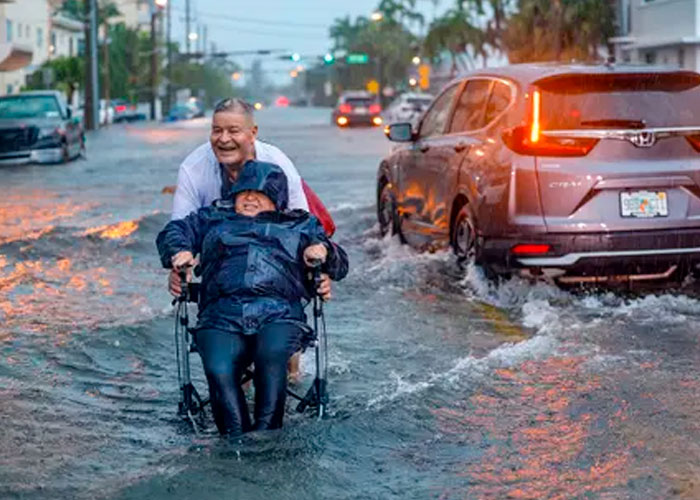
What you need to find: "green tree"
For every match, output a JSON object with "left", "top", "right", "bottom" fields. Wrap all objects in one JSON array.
[
  {"left": 503, "top": 0, "right": 615, "bottom": 62},
  {"left": 423, "top": 8, "right": 487, "bottom": 75},
  {"left": 25, "top": 56, "right": 85, "bottom": 102}
]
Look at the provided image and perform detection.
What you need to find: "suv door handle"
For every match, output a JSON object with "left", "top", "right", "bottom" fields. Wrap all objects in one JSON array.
[{"left": 454, "top": 142, "right": 470, "bottom": 153}]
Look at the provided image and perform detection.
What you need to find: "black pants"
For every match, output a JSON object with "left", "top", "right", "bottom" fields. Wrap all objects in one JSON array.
[{"left": 195, "top": 322, "right": 303, "bottom": 435}]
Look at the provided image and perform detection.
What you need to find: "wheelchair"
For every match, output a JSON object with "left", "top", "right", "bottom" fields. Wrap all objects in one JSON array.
[{"left": 172, "top": 267, "right": 329, "bottom": 434}]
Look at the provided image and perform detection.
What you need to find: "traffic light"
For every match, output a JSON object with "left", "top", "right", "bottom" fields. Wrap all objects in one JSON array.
[
  {"left": 418, "top": 64, "right": 430, "bottom": 90},
  {"left": 291, "top": 53, "right": 301, "bottom": 62},
  {"left": 323, "top": 53, "right": 335, "bottom": 65}
]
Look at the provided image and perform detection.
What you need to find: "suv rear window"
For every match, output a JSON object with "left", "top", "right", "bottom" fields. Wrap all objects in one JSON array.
[
  {"left": 536, "top": 72, "right": 700, "bottom": 130},
  {"left": 344, "top": 98, "right": 374, "bottom": 106}
]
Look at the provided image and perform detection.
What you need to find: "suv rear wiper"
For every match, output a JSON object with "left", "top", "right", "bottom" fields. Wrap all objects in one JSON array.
[{"left": 580, "top": 119, "right": 647, "bottom": 129}]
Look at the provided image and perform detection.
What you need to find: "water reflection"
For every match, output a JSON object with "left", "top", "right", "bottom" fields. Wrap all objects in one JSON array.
[{"left": 433, "top": 357, "right": 632, "bottom": 499}]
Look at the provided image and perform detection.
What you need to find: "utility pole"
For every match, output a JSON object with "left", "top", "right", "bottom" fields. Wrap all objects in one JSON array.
[
  {"left": 150, "top": 8, "right": 157, "bottom": 120},
  {"left": 84, "top": 0, "right": 99, "bottom": 130},
  {"left": 203, "top": 25, "right": 208, "bottom": 58},
  {"left": 166, "top": 0, "right": 172, "bottom": 114},
  {"left": 185, "top": 0, "right": 191, "bottom": 55}
]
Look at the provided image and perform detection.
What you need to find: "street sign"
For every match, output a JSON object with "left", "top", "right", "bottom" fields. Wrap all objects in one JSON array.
[
  {"left": 366, "top": 79, "right": 379, "bottom": 94},
  {"left": 418, "top": 64, "right": 430, "bottom": 90},
  {"left": 346, "top": 53, "right": 369, "bottom": 65}
]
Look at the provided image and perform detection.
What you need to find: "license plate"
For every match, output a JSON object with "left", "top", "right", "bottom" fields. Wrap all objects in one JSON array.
[
  {"left": 354, "top": 107, "right": 367, "bottom": 114},
  {"left": 620, "top": 190, "right": 668, "bottom": 218}
]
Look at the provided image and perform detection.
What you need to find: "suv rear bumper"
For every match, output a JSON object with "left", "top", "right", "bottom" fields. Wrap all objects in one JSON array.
[{"left": 482, "top": 228, "right": 700, "bottom": 276}]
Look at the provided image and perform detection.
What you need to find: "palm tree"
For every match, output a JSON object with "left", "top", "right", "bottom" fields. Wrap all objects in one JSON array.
[
  {"left": 502, "top": 0, "right": 615, "bottom": 62},
  {"left": 423, "top": 8, "right": 487, "bottom": 75}
]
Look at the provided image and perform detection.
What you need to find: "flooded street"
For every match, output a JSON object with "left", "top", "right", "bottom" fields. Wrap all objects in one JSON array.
[{"left": 1, "top": 108, "right": 700, "bottom": 499}]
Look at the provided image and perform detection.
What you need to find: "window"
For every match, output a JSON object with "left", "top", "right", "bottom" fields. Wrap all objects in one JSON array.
[
  {"left": 418, "top": 84, "right": 459, "bottom": 139},
  {"left": 17, "top": 23, "right": 22, "bottom": 38},
  {"left": 679, "top": 48, "right": 685, "bottom": 68},
  {"left": 37, "top": 27, "right": 43, "bottom": 48},
  {"left": 644, "top": 51, "right": 656, "bottom": 64},
  {"left": 69, "top": 37, "right": 74, "bottom": 57},
  {"left": 484, "top": 81, "right": 513, "bottom": 125},
  {"left": 6, "top": 20, "right": 12, "bottom": 42},
  {"left": 25, "top": 25, "right": 29, "bottom": 38},
  {"left": 6, "top": 84, "right": 13, "bottom": 95},
  {"left": 448, "top": 79, "right": 492, "bottom": 133}
]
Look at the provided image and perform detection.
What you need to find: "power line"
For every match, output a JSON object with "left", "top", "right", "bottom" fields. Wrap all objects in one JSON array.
[{"left": 171, "top": 7, "right": 328, "bottom": 29}]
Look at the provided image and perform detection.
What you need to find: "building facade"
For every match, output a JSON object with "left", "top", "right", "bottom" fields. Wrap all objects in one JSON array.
[
  {"left": 0, "top": 0, "right": 50, "bottom": 95},
  {"left": 612, "top": 0, "right": 700, "bottom": 70}
]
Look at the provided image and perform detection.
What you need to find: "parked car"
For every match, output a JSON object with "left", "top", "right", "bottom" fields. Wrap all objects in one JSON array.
[
  {"left": 0, "top": 90, "right": 84, "bottom": 165},
  {"left": 164, "top": 104, "right": 198, "bottom": 122},
  {"left": 111, "top": 99, "right": 143, "bottom": 123},
  {"left": 332, "top": 91, "right": 383, "bottom": 127},
  {"left": 383, "top": 92, "right": 433, "bottom": 125},
  {"left": 378, "top": 63, "right": 700, "bottom": 284}
]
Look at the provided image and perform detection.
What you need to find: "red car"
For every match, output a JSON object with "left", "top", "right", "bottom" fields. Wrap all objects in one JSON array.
[{"left": 331, "top": 91, "right": 382, "bottom": 127}]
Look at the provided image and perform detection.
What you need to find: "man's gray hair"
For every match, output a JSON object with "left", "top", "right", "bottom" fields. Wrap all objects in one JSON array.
[{"left": 213, "top": 98, "right": 255, "bottom": 119}]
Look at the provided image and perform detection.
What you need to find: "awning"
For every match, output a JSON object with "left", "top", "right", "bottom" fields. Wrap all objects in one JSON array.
[{"left": 0, "top": 43, "right": 33, "bottom": 72}]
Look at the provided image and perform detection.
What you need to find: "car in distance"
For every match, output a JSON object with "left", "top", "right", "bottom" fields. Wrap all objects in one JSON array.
[
  {"left": 0, "top": 90, "right": 84, "bottom": 165},
  {"left": 377, "top": 63, "right": 700, "bottom": 284},
  {"left": 383, "top": 92, "right": 433, "bottom": 125},
  {"left": 332, "top": 91, "right": 382, "bottom": 127},
  {"left": 111, "top": 99, "right": 144, "bottom": 123}
]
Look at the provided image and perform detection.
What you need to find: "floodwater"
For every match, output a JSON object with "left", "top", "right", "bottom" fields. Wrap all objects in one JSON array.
[{"left": 1, "top": 108, "right": 699, "bottom": 499}]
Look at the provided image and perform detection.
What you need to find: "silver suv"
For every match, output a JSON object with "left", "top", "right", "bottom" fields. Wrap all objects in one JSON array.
[{"left": 377, "top": 64, "right": 700, "bottom": 284}]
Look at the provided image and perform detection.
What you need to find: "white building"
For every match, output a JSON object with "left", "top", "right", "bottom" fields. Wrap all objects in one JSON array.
[
  {"left": 50, "top": 13, "right": 84, "bottom": 60},
  {"left": 111, "top": 0, "right": 151, "bottom": 31},
  {"left": 612, "top": 0, "right": 700, "bottom": 70},
  {"left": 0, "top": 0, "right": 50, "bottom": 95}
]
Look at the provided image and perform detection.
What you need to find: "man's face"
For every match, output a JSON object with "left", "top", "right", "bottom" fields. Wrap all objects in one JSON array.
[
  {"left": 235, "top": 190, "right": 276, "bottom": 217},
  {"left": 210, "top": 111, "right": 258, "bottom": 166}
]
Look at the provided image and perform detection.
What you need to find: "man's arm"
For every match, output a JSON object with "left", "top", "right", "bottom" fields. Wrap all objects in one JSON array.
[{"left": 171, "top": 166, "right": 201, "bottom": 221}]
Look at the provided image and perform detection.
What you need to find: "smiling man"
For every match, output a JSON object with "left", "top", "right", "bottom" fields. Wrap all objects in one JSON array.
[{"left": 171, "top": 98, "right": 309, "bottom": 222}]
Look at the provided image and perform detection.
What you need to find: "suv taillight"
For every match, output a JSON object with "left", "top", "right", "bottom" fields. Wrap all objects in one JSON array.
[
  {"left": 686, "top": 135, "right": 700, "bottom": 152},
  {"left": 502, "top": 125, "right": 599, "bottom": 157},
  {"left": 502, "top": 89, "right": 598, "bottom": 157},
  {"left": 369, "top": 104, "right": 381, "bottom": 114},
  {"left": 339, "top": 104, "right": 352, "bottom": 114}
]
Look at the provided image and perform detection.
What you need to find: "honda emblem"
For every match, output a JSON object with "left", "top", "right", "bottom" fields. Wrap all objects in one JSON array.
[{"left": 628, "top": 131, "right": 656, "bottom": 148}]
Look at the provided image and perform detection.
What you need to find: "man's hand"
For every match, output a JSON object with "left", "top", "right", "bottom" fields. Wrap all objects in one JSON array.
[
  {"left": 317, "top": 273, "right": 332, "bottom": 301},
  {"left": 172, "top": 250, "right": 195, "bottom": 271},
  {"left": 168, "top": 251, "right": 194, "bottom": 297},
  {"left": 169, "top": 268, "right": 195, "bottom": 297},
  {"left": 304, "top": 244, "right": 328, "bottom": 267}
]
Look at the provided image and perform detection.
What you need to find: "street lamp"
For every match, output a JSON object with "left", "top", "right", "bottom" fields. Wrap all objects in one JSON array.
[
  {"left": 154, "top": 0, "right": 167, "bottom": 7},
  {"left": 412, "top": 56, "right": 421, "bottom": 65},
  {"left": 188, "top": 32, "right": 198, "bottom": 41},
  {"left": 370, "top": 11, "right": 383, "bottom": 22}
]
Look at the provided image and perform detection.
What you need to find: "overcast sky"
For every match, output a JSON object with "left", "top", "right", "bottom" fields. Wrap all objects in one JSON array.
[{"left": 169, "top": 0, "right": 446, "bottom": 85}]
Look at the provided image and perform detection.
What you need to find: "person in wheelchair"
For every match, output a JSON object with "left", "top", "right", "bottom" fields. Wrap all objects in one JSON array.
[{"left": 156, "top": 161, "right": 348, "bottom": 435}]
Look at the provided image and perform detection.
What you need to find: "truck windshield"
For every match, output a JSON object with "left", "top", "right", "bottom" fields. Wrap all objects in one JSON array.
[{"left": 0, "top": 96, "right": 62, "bottom": 119}]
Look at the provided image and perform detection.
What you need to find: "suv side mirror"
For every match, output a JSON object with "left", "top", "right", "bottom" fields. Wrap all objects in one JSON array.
[
  {"left": 66, "top": 107, "right": 73, "bottom": 119},
  {"left": 387, "top": 122, "right": 414, "bottom": 142}
]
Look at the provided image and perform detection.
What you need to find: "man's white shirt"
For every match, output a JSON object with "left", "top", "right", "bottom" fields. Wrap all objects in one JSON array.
[{"left": 171, "top": 140, "right": 309, "bottom": 220}]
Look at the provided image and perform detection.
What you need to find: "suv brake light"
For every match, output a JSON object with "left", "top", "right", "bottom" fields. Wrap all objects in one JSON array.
[
  {"left": 503, "top": 126, "right": 599, "bottom": 157},
  {"left": 511, "top": 244, "right": 552, "bottom": 255},
  {"left": 115, "top": 105, "right": 127, "bottom": 112},
  {"left": 503, "top": 89, "right": 598, "bottom": 157},
  {"left": 686, "top": 134, "right": 700, "bottom": 152},
  {"left": 369, "top": 104, "right": 381, "bottom": 114},
  {"left": 339, "top": 104, "right": 352, "bottom": 114}
]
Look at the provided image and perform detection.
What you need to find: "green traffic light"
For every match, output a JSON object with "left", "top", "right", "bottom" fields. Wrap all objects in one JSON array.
[{"left": 323, "top": 53, "right": 335, "bottom": 64}]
